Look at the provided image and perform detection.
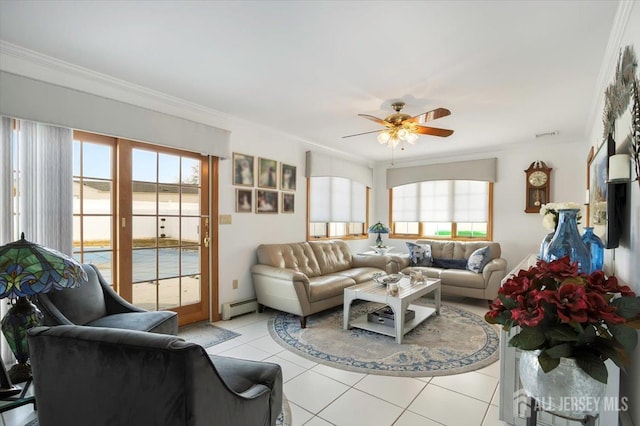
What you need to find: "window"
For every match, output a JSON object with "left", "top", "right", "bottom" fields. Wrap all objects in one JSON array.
[
  {"left": 390, "top": 180, "right": 492, "bottom": 240},
  {"left": 308, "top": 176, "right": 368, "bottom": 239}
]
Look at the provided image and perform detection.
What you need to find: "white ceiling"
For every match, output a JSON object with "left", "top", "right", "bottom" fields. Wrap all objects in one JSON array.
[{"left": 0, "top": 1, "right": 620, "bottom": 162}]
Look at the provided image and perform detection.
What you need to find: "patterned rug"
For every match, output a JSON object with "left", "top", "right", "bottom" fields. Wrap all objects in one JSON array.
[
  {"left": 178, "top": 321, "right": 240, "bottom": 347},
  {"left": 269, "top": 299, "right": 499, "bottom": 376}
]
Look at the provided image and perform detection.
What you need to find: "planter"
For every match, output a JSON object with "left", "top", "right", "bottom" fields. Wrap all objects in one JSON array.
[{"left": 519, "top": 350, "right": 606, "bottom": 418}]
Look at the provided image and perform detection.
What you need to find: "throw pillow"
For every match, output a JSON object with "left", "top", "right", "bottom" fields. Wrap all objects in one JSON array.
[
  {"left": 406, "top": 242, "right": 432, "bottom": 267},
  {"left": 466, "top": 246, "right": 491, "bottom": 273},
  {"left": 432, "top": 258, "right": 468, "bottom": 270}
]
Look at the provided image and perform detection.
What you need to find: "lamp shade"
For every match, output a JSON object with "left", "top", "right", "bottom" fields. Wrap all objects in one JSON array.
[
  {"left": 0, "top": 233, "right": 88, "bottom": 384},
  {"left": 368, "top": 222, "right": 390, "bottom": 234},
  {"left": 0, "top": 233, "right": 87, "bottom": 299}
]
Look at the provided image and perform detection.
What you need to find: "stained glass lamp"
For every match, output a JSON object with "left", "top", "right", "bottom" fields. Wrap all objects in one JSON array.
[
  {"left": 368, "top": 222, "right": 390, "bottom": 248},
  {"left": 0, "top": 233, "right": 88, "bottom": 388}
]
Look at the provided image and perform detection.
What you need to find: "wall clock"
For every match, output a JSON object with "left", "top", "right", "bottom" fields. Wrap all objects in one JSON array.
[{"left": 524, "top": 161, "right": 552, "bottom": 213}]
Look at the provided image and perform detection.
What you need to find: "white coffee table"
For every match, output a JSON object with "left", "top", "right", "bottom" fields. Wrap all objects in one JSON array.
[{"left": 343, "top": 276, "right": 441, "bottom": 344}]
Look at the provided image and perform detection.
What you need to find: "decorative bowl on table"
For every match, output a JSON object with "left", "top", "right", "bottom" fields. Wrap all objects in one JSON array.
[
  {"left": 370, "top": 246, "right": 393, "bottom": 255},
  {"left": 372, "top": 273, "right": 404, "bottom": 286}
]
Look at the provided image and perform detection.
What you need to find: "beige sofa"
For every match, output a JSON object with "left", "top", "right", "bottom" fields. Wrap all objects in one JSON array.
[
  {"left": 251, "top": 240, "right": 394, "bottom": 327},
  {"left": 393, "top": 239, "right": 507, "bottom": 301}
]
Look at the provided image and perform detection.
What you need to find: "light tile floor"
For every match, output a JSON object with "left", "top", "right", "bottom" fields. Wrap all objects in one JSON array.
[{"left": 3, "top": 297, "right": 511, "bottom": 426}]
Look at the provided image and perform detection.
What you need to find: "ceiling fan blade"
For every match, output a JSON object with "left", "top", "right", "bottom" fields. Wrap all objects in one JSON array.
[
  {"left": 414, "top": 125, "right": 454, "bottom": 137},
  {"left": 405, "top": 108, "right": 451, "bottom": 124},
  {"left": 342, "top": 129, "right": 383, "bottom": 139},
  {"left": 358, "top": 114, "right": 393, "bottom": 127}
]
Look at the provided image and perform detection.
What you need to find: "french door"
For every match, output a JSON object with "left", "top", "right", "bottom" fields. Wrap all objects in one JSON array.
[{"left": 72, "top": 132, "right": 213, "bottom": 325}]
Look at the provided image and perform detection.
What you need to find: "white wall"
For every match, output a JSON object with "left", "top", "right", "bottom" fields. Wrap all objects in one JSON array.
[{"left": 371, "top": 140, "right": 587, "bottom": 270}]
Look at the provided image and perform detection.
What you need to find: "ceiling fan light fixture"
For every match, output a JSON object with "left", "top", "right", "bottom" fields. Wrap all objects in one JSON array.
[
  {"left": 406, "top": 132, "right": 419, "bottom": 144},
  {"left": 377, "top": 132, "right": 391, "bottom": 144}
]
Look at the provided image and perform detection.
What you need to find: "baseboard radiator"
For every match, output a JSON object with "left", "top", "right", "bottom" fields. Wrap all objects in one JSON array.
[{"left": 221, "top": 298, "right": 258, "bottom": 320}]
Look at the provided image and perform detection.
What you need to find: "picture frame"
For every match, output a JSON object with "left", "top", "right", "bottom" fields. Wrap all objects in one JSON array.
[
  {"left": 280, "top": 163, "right": 297, "bottom": 191},
  {"left": 232, "top": 153, "right": 254, "bottom": 187},
  {"left": 256, "top": 189, "right": 278, "bottom": 213},
  {"left": 588, "top": 135, "right": 614, "bottom": 243},
  {"left": 258, "top": 157, "right": 278, "bottom": 189},
  {"left": 282, "top": 192, "right": 294, "bottom": 213},
  {"left": 235, "top": 189, "right": 253, "bottom": 213}
]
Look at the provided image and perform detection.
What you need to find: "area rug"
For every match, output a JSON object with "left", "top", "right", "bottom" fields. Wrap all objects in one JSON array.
[
  {"left": 24, "top": 395, "right": 291, "bottom": 426},
  {"left": 269, "top": 299, "right": 499, "bottom": 376},
  {"left": 178, "top": 321, "right": 240, "bottom": 348}
]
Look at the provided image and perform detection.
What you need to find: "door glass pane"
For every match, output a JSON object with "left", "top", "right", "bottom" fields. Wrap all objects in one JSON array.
[
  {"left": 158, "top": 278, "right": 180, "bottom": 310},
  {"left": 133, "top": 282, "right": 157, "bottom": 311},
  {"left": 132, "top": 182, "right": 157, "bottom": 214},
  {"left": 181, "top": 275, "right": 201, "bottom": 305},
  {"left": 84, "top": 251, "right": 113, "bottom": 284},
  {"left": 158, "top": 248, "right": 180, "bottom": 279},
  {"left": 73, "top": 216, "right": 81, "bottom": 250},
  {"left": 181, "top": 247, "right": 199, "bottom": 276},
  {"left": 159, "top": 217, "right": 179, "bottom": 246},
  {"left": 132, "top": 248, "right": 157, "bottom": 283},
  {"left": 83, "top": 217, "right": 112, "bottom": 249},
  {"left": 181, "top": 217, "right": 200, "bottom": 245},
  {"left": 182, "top": 157, "right": 200, "bottom": 184},
  {"left": 73, "top": 140, "right": 81, "bottom": 176},
  {"left": 181, "top": 187, "right": 200, "bottom": 215},
  {"left": 132, "top": 216, "right": 157, "bottom": 248},
  {"left": 73, "top": 178, "right": 81, "bottom": 214},
  {"left": 83, "top": 143, "right": 111, "bottom": 179},
  {"left": 159, "top": 153, "right": 181, "bottom": 184},
  {"left": 82, "top": 179, "right": 112, "bottom": 214},
  {"left": 132, "top": 149, "right": 157, "bottom": 182},
  {"left": 159, "top": 184, "right": 180, "bottom": 215}
]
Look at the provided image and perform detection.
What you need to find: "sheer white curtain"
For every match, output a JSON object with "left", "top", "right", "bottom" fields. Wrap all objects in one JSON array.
[{"left": 0, "top": 116, "right": 73, "bottom": 365}]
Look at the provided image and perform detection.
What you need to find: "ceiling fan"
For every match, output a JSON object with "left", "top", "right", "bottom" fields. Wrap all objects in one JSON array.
[{"left": 342, "top": 101, "right": 453, "bottom": 149}]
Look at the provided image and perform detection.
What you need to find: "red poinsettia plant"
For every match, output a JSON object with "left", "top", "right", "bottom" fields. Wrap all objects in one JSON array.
[{"left": 485, "top": 256, "right": 640, "bottom": 383}]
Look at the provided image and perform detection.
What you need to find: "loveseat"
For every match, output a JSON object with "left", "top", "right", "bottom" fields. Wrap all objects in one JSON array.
[
  {"left": 393, "top": 239, "right": 507, "bottom": 301},
  {"left": 251, "top": 240, "right": 394, "bottom": 327}
]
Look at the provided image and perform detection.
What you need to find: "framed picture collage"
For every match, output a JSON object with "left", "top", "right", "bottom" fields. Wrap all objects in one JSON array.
[{"left": 233, "top": 152, "right": 296, "bottom": 214}]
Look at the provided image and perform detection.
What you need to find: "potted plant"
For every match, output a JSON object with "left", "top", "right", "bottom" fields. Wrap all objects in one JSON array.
[
  {"left": 486, "top": 257, "right": 640, "bottom": 415},
  {"left": 486, "top": 256, "right": 639, "bottom": 381}
]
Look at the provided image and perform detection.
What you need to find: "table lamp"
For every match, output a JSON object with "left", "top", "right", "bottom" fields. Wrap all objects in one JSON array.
[
  {"left": 368, "top": 222, "right": 390, "bottom": 248},
  {"left": 0, "top": 233, "right": 88, "bottom": 387}
]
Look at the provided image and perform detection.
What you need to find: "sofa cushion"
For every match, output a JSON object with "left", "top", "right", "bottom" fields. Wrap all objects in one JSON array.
[
  {"left": 406, "top": 242, "right": 432, "bottom": 267},
  {"left": 432, "top": 258, "right": 468, "bottom": 270},
  {"left": 87, "top": 311, "right": 178, "bottom": 334},
  {"left": 46, "top": 264, "right": 107, "bottom": 325},
  {"left": 310, "top": 240, "right": 353, "bottom": 275},
  {"left": 256, "top": 242, "right": 322, "bottom": 277},
  {"left": 332, "top": 267, "right": 382, "bottom": 284},
  {"left": 439, "top": 269, "right": 486, "bottom": 289},
  {"left": 307, "top": 274, "right": 356, "bottom": 302},
  {"left": 466, "top": 246, "right": 491, "bottom": 273}
]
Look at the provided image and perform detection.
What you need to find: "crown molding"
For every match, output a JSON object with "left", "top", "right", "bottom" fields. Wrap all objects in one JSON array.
[
  {"left": 585, "top": 0, "right": 635, "bottom": 140},
  {"left": 0, "top": 40, "right": 232, "bottom": 130}
]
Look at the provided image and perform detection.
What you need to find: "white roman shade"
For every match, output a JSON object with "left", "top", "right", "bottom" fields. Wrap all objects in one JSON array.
[
  {"left": 310, "top": 176, "right": 366, "bottom": 223},
  {"left": 305, "top": 151, "right": 373, "bottom": 187},
  {"left": 0, "top": 72, "right": 231, "bottom": 158},
  {"left": 386, "top": 158, "right": 497, "bottom": 188}
]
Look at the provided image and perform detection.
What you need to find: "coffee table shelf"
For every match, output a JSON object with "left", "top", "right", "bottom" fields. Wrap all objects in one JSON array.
[{"left": 348, "top": 304, "right": 436, "bottom": 339}]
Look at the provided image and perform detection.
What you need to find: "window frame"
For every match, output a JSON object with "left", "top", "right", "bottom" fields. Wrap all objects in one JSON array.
[
  {"left": 388, "top": 181, "right": 494, "bottom": 241},
  {"left": 306, "top": 177, "right": 370, "bottom": 241}
]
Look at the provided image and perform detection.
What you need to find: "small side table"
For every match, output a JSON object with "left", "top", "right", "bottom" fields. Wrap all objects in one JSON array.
[
  {"left": 526, "top": 397, "right": 597, "bottom": 426},
  {"left": 0, "top": 379, "right": 36, "bottom": 414}
]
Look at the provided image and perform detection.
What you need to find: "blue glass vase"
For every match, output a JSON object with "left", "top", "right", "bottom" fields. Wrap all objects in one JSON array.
[
  {"left": 539, "top": 231, "right": 555, "bottom": 259},
  {"left": 543, "top": 209, "right": 591, "bottom": 273},
  {"left": 582, "top": 227, "right": 604, "bottom": 272}
]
